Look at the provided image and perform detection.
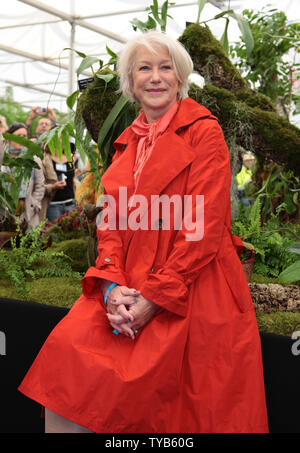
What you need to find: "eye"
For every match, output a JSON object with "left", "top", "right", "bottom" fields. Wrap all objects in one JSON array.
[
  {"left": 161, "top": 64, "right": 172, "bottom": 70},
  {"left": 138, "top": 65, "right": 150, "bottom": 71}
]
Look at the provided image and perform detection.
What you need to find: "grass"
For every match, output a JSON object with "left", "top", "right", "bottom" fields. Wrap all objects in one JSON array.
[
  {"left": 1, "top": 275, "right": 300, "bottom": 337},
  {"left": 0, "top": 276, "right": 82, "bottom": 308},
  {"left": 256, "top": 311, "right": 300, "bottom": 337}
]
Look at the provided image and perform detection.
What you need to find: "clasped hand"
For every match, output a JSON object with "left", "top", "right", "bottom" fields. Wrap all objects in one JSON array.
[{"left": 106, "top": 286, "right": 158, "bottom": 340}]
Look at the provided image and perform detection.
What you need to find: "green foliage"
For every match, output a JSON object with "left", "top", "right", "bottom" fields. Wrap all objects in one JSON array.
[
  {"left": 0, "top": 135, "right": 44, "bottom": 215},
  {"left": 255, "top": 165, "right": 300, "bottom": 223},
  {"left": 196, "top": 0, "right": 207, "bottom": 24},
  {"left": 232, "top": 197, "right": 300, "bottom": 278},
  {"left": 130, "top": 0, "right": 174, "bottom": 32},
  {"left": 76, "top": 68, "right": 138, "bottom": 191},
  {"left": 256, "top": 311, "right": 300, "bottom": 336},
  {"left": 278, "top": 242, "right": 300, "bottom": 284},
  {"left": 230, "top": 7, "right": 300, "bottom": 118},
  {"left": 195, "top": 1, "right": 254, "bottom": 57},
  {"left": 0, "top": 221, "right": 81, "bottom": 298},
  {"left": 50, "top": 238, "right": 90, "bottom": 273},
  {"left": 0, "top": 87, "right": 28, "bottom": 126}
]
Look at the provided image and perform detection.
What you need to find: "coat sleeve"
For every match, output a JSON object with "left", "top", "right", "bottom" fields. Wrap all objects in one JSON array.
[
  {"left": 139, "top": 119, "right": 232, "bottom": 317},
  {"left": 81, "top": 149, "right": 128, "bottom": 298}
]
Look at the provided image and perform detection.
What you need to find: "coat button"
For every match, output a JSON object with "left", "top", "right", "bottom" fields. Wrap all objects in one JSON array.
[
  {"left": 155, "top": 218, "right": 164, "bottom": 229},
  {"left": 104, "top": 257, "right": 111, "bottom": 263}
]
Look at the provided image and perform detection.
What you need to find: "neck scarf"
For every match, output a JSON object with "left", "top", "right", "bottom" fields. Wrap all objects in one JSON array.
[{"left": 131, "top": 100, "right": 180, "bottom": 189}]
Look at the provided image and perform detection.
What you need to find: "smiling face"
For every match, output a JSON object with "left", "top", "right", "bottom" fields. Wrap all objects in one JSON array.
[{"left": 131, "top": 44, "right": 181, "bottom": 123}]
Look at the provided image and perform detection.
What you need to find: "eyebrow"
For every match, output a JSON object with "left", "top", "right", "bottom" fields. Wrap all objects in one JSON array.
[{"left": 136, "top": 59, "right": 172, "bottom": 65}]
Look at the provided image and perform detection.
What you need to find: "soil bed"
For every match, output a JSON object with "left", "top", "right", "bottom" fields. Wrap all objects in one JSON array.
[{"left": 249, "top": 283, "right": 300, "bottom": 312}]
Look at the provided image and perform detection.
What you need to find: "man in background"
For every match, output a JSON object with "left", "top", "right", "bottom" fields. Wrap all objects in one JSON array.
[{"left": 26, "top": 106, "right": 58, "bottom": 138}]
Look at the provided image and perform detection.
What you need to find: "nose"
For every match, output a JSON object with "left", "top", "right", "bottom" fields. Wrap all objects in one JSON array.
[{"left": 150, "top": 67, "right": 161, "bottom": 83}]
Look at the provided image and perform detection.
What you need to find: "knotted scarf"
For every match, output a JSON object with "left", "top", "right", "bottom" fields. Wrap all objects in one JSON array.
[{"left": 131, "top": 100, "right": 180, "bottom": 189}]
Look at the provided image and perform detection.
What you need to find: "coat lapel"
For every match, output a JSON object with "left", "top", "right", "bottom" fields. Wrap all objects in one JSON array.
[
  {"left": 101, "top": 130, "right": 137, "bottom": 201},
  {"left": 100, "top": 98, "right": 215, "bottom": 245},
  {"left": 134, "top": 130, "right": 195, "bottom": 204}
]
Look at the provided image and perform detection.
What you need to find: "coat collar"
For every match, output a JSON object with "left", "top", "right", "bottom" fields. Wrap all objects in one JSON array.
[
  {"left": 101, "top": 98, "right": 215, "bottom": 211},
  {"left": 113, "top": 98, "right": 214, "bottom": 146}
]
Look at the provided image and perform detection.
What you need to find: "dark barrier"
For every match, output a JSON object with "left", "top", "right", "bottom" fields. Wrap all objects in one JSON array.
[
  {"left": 0, "top": 297, "right": 299, "bottom": 433},
  {"left": 0, "top": 298, "right": 69, "bottom": 433},
  {"left": 260, "top": 331, "right": 300, "bottom": 433}
]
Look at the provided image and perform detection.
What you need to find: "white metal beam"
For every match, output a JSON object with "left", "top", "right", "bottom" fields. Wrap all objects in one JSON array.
[
  {"left": 0, "top": 19, "right": 63, "bottom": 29},
  {"left": 79, "top": 1, "right": 224, "bottom": 20},
  {"left": 0, "top": 43, "right": 92, "bottom": 76},
  {"left": 18, "top": 0, "right": 127, "bottom": 43},
  {"left": 0, "top": 77, "right": 67, "bottom": 98},
  {"left": 79, "top": 2, "right": 199, "bottom": 19}
]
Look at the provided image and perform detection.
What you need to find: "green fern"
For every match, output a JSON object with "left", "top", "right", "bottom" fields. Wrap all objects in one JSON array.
[
  {"left": 249, "top": 195, "right": 262, "bottom": 235},
  {"left": 232, "top": 196, "right": 300, "bottom": 278},
  {"left": 0, "top": 221, "right": 81, "bottom": 297}
]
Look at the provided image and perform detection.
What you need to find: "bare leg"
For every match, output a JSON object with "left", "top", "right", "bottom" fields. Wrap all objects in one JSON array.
[{"left": 45, "top": 408, "right": 93, "bottom": 433}]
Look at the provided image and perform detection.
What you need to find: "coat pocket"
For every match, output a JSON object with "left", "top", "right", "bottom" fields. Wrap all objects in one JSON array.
[{"left": 217, "top": 249, "right": 253, "bottom": 313}]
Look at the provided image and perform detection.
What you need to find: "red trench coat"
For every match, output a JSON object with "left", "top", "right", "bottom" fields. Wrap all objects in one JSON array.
[{"left": 18, "top": 98, "right": 269, "bottom": 433}]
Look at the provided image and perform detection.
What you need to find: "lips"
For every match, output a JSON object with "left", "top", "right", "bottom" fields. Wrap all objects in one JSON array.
[{"left": 146, "top": 88, "right": 166, "bottom": 93}]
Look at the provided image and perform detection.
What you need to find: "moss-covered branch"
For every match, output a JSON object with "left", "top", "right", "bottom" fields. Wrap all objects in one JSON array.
[
  {"left": 181, "top": 23, "right": 300, "bottom": 176},
  {"left": 189, "top": 83, "right": 300, "bottom": 175},
  {"left": 179, "top": 23, "right": 248, "bottom": 93}
]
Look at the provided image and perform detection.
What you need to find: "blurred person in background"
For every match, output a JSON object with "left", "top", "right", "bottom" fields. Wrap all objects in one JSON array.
[
  {"left": 2, "top": 122, "right": 44, "bottom": 228},
  {"left": 236, "top": 151, "right": 255, "bottom": 207},
  {"left": 40, "top": 141, "right": 76, "bottom": 223},
  {"left": 26, "top": 106, "right": 58, "bottom": 138}
]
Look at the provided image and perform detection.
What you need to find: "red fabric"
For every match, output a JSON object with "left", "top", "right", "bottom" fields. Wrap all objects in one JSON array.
[
  {"left": 131, "top": 99, "right": 179, "bottom": 188},
  {"left": 18, "top": 98, "right": 269, "bottom": 433}
]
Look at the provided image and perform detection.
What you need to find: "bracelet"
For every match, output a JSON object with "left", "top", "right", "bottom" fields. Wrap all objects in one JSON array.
[
  {"left": 104, "top": 282, "right": 119, "bottom": 336},
  {"left": 104, "top": 282, "right": 118, "bottom": 306}
]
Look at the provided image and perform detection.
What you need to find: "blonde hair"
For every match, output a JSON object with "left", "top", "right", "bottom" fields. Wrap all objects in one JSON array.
[{"left": 117, "top": 30, "right": 193, "bottom": 102}]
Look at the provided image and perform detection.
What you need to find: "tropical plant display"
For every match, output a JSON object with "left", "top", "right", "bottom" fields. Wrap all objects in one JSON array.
[
  {"left": 232, "top": 197, "right": 300, "bottom": 279},
  {"left": 230, "top": 7, "right": 300, "bottom": 120}
]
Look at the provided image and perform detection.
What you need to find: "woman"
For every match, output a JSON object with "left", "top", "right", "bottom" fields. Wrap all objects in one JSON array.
[
  {"left": 40, "top": 143, "right": 76, "bottom": 223},
  {"left": 2, "top": 122, "right": 44, "bottom": 228},
  {"left": 18, "top": 31, "right": 269, "bottom": 433}
]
